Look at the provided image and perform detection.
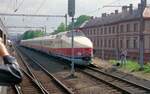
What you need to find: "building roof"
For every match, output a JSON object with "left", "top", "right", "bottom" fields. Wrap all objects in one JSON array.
[{"left": 83, "top": 7, "right": 150, "bottom": 28}]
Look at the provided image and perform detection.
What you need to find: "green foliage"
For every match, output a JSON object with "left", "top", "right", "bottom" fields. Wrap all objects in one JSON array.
[
  {"left": 68, "top": 15, "right": 91, "bottom": 30},
  {"left": 55, "top": 22, "right": 66, "bottom": 34},
  {"left": 22, "top": 30, "right": 44, "bottom": 40},
  {"left": 109, "top": 60, "right": 150, "bottom": 73},
  {"left": 54, "top": 15, "right": 91, "bottom": 34},
  {"left": 143, "top": 63, "right": 150, "bottom": 73},
  {"left": 124, "top": 61, "right": 140, "bottom": 72}
]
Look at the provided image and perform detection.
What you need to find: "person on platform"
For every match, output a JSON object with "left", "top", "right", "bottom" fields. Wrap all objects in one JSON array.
[
  {"left": 120, "top": 49, "right": 127, "bottom": 66},
  {"left": 0, "top": 38, "right": 22, "bottom": 86}
]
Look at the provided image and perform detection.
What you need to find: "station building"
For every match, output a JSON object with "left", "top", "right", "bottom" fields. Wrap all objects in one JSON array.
[{"left": 81, "top": 4, "right": 150, "bottom": 61}]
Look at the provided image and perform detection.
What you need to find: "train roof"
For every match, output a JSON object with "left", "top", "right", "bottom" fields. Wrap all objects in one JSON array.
[
  {"left": 21, "top": 31, "right": 69, "bottom": 42},
  {"left": 21, "top": 30, "right": 85, "bottom": 42}
]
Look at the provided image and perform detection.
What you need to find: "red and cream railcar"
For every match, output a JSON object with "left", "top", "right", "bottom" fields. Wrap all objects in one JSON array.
[{"left": 20, "top": 31, "right": 93, "bottom": 65}]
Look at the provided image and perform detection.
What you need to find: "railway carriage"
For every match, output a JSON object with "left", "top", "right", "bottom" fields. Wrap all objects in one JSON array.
[{"left": 21, "top": 31, "right": 93, "bottom": 65}]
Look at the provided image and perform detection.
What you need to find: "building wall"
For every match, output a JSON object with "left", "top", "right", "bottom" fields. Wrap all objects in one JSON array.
[{"left": 82, "top": 19, "right": 150, "bottom": 61}]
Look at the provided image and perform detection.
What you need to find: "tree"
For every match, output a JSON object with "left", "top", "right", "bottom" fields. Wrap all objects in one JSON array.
[
  {"left": 68, "top": 15, "right": 91, "bottom": 30},
  {"left": 55, "top": 22, "right": 66, "bottom": 34},
  {"left": 53, "top": 15, "right": 91, "bottom": 35},
  {"left": 21, "top": 30, "right": 44, "bottom": 40}
]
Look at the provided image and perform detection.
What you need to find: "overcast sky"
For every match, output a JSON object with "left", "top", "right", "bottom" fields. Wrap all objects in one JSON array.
[{"left": 0, "top": 0, "right": 148, "bottom": 36}]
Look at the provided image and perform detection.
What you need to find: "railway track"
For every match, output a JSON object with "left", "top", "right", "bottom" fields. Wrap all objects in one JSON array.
[
  {"left": 79, "top": 66, "right": 150, "bottom": 94},
  {"left": 17, "top": 47, "right": 124, "bottom": 94},
  {"left": 12, "top": 46, "right": 74, "bottom": 94},
  {"left": 12, "top": 46, "right": 150, "bottom": 94}
]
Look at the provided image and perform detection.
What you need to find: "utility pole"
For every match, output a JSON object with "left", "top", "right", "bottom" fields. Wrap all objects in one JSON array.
[
  {"left": 44, "top": 25, "right": 46, "bottom": 36},
  {"left": 68, "top": 0, "right": 75, "bottom": 76},
  {"left": 65, "top": 14, "right": 68, "bottom": 30},
  {"left": 139, "top": 0, "right": 146, "bottom": 70}
]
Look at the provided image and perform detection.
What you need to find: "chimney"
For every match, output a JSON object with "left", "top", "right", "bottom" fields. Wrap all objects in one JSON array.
[
  {"left": 102, "top": 13, "right": 107, "bottom": 17},
  {"left": 111, "top": 13, "right": 114, "bottom": 15},
  {"left": 115, "top": 10, "right": 119, "bottom": 14},
  {"left": 129, "top": 4, "right": 133, "bottom": 14},
  {"left": 122, "top": 6, "right": 128, "bottom": 13}
]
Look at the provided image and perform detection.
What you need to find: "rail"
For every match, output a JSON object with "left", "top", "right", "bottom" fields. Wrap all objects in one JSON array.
[
  {"left": 17, "top": 46, "right": 74, "bottom": 94},
  {"left": 78, "top": 66, "right": 150, "bottom": 93}
]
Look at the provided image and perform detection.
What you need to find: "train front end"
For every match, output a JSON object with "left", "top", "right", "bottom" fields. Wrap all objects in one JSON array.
[{"left": 70, "top": 31, "right": 93, "bottom": 66}]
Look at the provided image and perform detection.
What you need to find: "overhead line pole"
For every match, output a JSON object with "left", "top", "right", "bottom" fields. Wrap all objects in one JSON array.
[
  {"left": 139, "top": 0, "right": 146, "bottom": 70},
  {"left": 65, "top": 14, "right": 68, "bottom": 30},
  {"left": 68, "top": 0, "right": 75, "bottom": 77}
]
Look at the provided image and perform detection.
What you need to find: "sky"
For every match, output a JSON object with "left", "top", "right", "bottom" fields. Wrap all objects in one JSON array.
[{"left": 0, "top": 0, "right": 148, "bottom": 37}]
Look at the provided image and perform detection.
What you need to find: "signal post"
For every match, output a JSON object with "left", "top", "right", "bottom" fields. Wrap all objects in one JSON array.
[{"left": 68, "top": 0, "right": 75, "bottom": 76}]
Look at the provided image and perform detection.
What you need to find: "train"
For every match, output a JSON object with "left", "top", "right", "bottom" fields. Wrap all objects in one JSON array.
[{"left": 20, "top": 31, "right": 93, "bottom": 66}]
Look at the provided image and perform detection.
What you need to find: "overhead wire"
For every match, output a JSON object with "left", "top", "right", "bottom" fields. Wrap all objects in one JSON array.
[
  {"left": 14, "top": 0, "right": 25, "bottom": 12},
  {"left": 34, "top": 0, "right": 47, "bottom": 14},
  {"left": 84, "top": 0, "right": 123, "bottom": 15}
]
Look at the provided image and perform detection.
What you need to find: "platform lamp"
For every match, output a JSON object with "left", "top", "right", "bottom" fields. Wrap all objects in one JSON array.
[{"left": 68, "top": 0, "right": 75, "bottom": 76}]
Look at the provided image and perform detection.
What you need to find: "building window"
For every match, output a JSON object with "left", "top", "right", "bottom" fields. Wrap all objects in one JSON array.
[
  {"left": 93, "top": 29, "right": 96, "bottom": 35},
  {"left": 104, "top": 39, "right": 107, "bottom": 47},
  {"left": 88, "top": 30, "right": 90, "bottom": 35},
  {"left": 91, "top": 29, "right": 93, "bottom": 35},
  {"left": 108, "top": 39, "right": 111, "bottom": 48},
  {"left": 97, "top": 28, "right": 99, "bottom": 35},
  {"left": 127, "top": 24, "right": 130, "bottom": 32},
  {"left": 120, "top": 40, "right": 123, "bottom": 48},
  {"left": 134, "top": 23, "right": 138, "bottom": 32},
  {"left": 116, "top": 25, "right": 119, "bottom": 33},
  {"left": 101, "top": 39, "right": 103, "bottom": 47},
  {"left": 109, "top": 27, "right": 111, "bottom": 34},
  {"left": 104, "top": 27, "right": 107, "bottom": 34},
  {"left": 97, "top": 39, "right": 99, "bottom": 47},
  {"left": 101, "top": 28, "right": 103, "bottom": 34},
  {"left": 133, "top": 38, "right": 138, "bottom": 49},
  {"left": 127, "top": 39, "right": 130, "bottom": 49},
  {"left": 112, "top": 39, "right": 115, "bottom": 48},
  {"left": 112, "top": 26, "right": 115, "bottom": 33},
  {"left": 120, "top": 24, "right": 124, "bottom": 33}
]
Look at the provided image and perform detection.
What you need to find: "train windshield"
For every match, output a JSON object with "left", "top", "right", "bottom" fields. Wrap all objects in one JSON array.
[{"left": 66, "top": 30, "right": 85, "bottom": 37}]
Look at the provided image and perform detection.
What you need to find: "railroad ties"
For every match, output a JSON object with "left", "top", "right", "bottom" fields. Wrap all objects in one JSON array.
[
  {"left": 9, "top": 46, "right": 74, "bottom": 94},
  {"left": 79, "top": 66, "right": 150, "bottom": 94},
  {"left": 8, "top": 46, "right": 150, "bottom": 94}
]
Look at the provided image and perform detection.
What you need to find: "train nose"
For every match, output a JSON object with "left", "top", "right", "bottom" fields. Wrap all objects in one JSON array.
[
  {"left": 82, "top": 56, "right": 91, "bottom": 61},
  {"left": 84, "top": 48, "right": 93, "bottom": 55}
]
